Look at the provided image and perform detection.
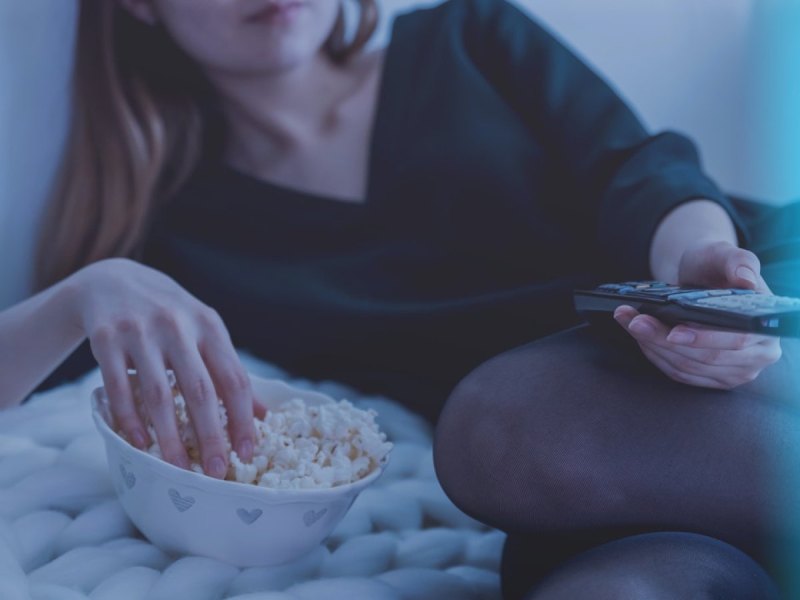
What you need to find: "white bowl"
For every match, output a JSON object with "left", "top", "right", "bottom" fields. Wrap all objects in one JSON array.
[{"left": 91, "top": 375, "right": 388, "bottom": 567}]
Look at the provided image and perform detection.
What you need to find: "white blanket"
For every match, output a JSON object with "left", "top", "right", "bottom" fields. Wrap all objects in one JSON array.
[{"left": 0, "top": 353, "right": 504, "bottom": 600}]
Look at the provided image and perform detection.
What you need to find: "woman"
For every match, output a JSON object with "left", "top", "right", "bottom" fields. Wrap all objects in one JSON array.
[{"left": 2, "top": 0, "right": 797, "bottom": 597}]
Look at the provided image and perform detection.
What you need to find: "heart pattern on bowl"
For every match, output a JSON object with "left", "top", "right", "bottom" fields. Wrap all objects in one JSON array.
[
  {"left": 236, "top": 508, "right": 263, "bottom": 525},
  {"left": 168, "top": 488, "right": 195, "bottom": 512},
  {"left": 119, "top": 464, "right": 136, "bottom": 489},
  {"left": 303, "top": 508, "right": 328, "bottom": 527}
]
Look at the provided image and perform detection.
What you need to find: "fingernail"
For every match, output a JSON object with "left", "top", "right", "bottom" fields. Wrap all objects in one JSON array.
[
  {"left": 630, "top": 319, "right": 654, "bottom": 335},
  {"left": 132, "top": 430, "right": 147, "bottom": 449},
  {"left": 238, "top": 439, "right": 253, "bottom": 462},
  {"left": 736, "top": 266, "right": 758, "bottom": 286},
  {"left": 668, "top": 330, "right": 696, "bottom": 345},
  {"left": 207, "top": 456, "right": 226, "bottom": 479}
]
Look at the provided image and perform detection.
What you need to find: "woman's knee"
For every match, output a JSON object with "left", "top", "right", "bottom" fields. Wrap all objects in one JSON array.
[
  {"left": 433, "top": 329, "right": 622, "bottom": 530},
  {"left": 434, "top": 356, "right": 512, "bottom": 523}
]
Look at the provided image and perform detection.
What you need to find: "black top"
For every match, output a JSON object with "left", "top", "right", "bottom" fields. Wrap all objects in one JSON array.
[{"left": 39, "top": 0, "right": 747, "bottom": 421}]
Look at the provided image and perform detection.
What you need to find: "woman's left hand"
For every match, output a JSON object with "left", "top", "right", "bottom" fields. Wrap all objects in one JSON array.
[{"left": 614, "top": 240, "right": 783, "bottom": 389}]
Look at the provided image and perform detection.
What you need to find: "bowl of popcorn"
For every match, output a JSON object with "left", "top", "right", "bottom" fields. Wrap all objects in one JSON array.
[{"left": 90, "top": 374, "right": 392, "bottom": 567}]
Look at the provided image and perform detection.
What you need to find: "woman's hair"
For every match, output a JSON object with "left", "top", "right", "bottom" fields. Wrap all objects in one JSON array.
[{"left": 34, "top": 0, "right": 379, "bottom": 292}]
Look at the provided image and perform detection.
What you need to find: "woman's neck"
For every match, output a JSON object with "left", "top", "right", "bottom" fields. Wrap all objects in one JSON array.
[{"left": 208, "top": 52, "right": 368, "bottom": 170}]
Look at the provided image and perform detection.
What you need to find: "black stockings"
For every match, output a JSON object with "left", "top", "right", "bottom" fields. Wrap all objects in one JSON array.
[
  {"left": 434, "top": 324, "right": 800, "bottom": 599},
  {"left": 434, "top": 197, "right": 800, "bottom": 599}
]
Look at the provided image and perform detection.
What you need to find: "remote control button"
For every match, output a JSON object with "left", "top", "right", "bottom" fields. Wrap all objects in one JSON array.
[
  {"left": 599, "top": 284, "right": 629, "bottom": 291},
  {"left": 637, "top": 287, "right": 682, "bottom": 297},
  {"left": 668, "top": 291, "right": 710, "bottom": 301},
  {"left": 692, "top": 295, "right": 792, "bottom": 314},
  {"left": 622, "top": 281, "right": 660, "bottom": 287},
  {"left": 774, "top": 297, "right": 800, "bottom": 307}
]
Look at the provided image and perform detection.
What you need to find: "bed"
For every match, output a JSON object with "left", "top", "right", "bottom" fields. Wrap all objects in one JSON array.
[{"left": 0, "top": 353, "right": 505, "bottom": 599}]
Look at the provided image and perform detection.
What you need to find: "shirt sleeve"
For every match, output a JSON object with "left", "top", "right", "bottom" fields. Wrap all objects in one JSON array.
[{"left": 463, "top": 0, "right": 749, "bottom": 278}]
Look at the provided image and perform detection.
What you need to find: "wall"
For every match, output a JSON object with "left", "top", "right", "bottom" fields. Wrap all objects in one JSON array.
[{"left": 0, "top": 0, "right": 78, "bottom": 308}]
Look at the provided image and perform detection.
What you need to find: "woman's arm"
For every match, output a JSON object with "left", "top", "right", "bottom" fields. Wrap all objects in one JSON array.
[
  {"left": 466, "top": 0, "right": 777, "bottom": 388},
  {"left": 0, "top": 275, "right": 85, "bottom": 409},
  {"left": 470, "top": 0, "right": 748, "bottom": 278},
  {"left": 612, "top": 199, "right": 781, "bottom": 390},
  {"left": 0, "top": 259, "right": 264, "bottom": 481}
]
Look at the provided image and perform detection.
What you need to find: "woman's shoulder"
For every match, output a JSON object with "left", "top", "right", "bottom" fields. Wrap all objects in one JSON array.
[
  {"left": 398, "top": 0, "right": 524, "bottom": 32},
  {"left": 402, "top": 0, "right": 508, "bottom": 20},
  {"left": 394, "top": 0, "right": 543, "bottom": 60}
]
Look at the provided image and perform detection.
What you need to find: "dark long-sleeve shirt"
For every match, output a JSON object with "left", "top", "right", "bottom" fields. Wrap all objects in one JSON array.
[{"left": 40, "top": 0, "right": 746, "bottom": 421}]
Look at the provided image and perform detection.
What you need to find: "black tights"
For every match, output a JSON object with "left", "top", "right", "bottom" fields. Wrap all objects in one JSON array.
[
  {"left": 434, "top": 324, "right": 800, "bottom": 599},
  {"left": 434, "top": 198, "right": 800, "bottom": 599}
]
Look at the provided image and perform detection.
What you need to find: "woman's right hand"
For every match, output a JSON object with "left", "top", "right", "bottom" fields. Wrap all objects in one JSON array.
[{"left": 68, "top": 258, "right": 264, "bottom": 478}]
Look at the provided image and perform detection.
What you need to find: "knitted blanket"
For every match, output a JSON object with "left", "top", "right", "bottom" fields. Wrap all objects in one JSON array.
[{"left": 0, "top": 353, "right": 504, "bottom": 600}]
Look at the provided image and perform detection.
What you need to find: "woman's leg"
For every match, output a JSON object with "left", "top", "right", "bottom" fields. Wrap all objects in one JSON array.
[
  {"left": 433, "top": 324, "right": 800, "bottom": 593},
  {"left": 507, "top": 531, "right": 780, "bottom": 600},
  {"left": 433, "top": 197, "right": 800, "bottom": 597}
]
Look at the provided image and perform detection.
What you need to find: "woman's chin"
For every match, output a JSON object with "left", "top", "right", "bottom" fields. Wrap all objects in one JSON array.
[{"left": 255, "top": 52, "right": 320, "bottom": 76}]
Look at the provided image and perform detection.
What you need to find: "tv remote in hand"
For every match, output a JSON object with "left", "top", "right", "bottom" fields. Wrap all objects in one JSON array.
[{"left": 574, "top": 281, "right": 800, "bottom": 337}]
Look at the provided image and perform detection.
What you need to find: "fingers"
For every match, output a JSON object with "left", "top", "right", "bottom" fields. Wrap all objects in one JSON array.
[
  {"left": 719, "top": 246, "right": 771, "bottom": 294},
  {"left": 722, "top": 247, "right": 762, "bottom": 291},
  {"left": 641, "top": 337, "right": 765, "bottom": 386},
  {"left": 77, "top": 261, "right": 255, "bottom": 476},
  {"left": 253, "top": 398, "right": 268, "bottom": 421},
  {"left": 197, "top": 309, "right": 259, "bottom": 462},
  {"left": 614, "top": 305, "right": 770, "bottom": 357},
  {"left": 614, "top": 306, "right": 782, "bottom": 389},
  {"left": 90, "top": 330, "right": 151, "bottom": 451},
  {"left": 614, "top": 306, "right": 668, "bottom": 339},
  {"left": 665, "top": 324, "right": 770, "bottom": 351},
  {"left": 167, "top": 342, "right": 231, "bottom": 479},
  {"left": 679, "top": 241, "right": 770, "bottom": 293},
  {"left": 637, "top": 344, "right": 733, "bottom": 389},
  {"left": 615, "top": 306, "right": 764, "bottom": 351},
  {"left": 87, "top": 296, "right": 255, "bottom": 478},
  {"left": 128, "top": 341, "right": 191, "bottom": 470}
]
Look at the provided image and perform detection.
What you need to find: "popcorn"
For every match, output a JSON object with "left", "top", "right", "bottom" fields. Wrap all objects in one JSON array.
[{"left": 122, "top": 378, "right": 392, "bottom": 489}]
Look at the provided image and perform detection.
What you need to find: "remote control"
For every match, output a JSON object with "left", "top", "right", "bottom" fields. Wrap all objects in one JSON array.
[{"left": 574, "top": 281, "right": 800, "bottom": 337}]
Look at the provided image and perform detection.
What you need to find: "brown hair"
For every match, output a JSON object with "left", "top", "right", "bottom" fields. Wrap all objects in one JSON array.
[{"left": 34, "top": 0, "right": 379, "bottom": 292}]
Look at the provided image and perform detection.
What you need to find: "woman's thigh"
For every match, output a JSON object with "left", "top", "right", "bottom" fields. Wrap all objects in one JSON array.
[{"left": 433, "top": 323, "right": 800, "bottom": 561}]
